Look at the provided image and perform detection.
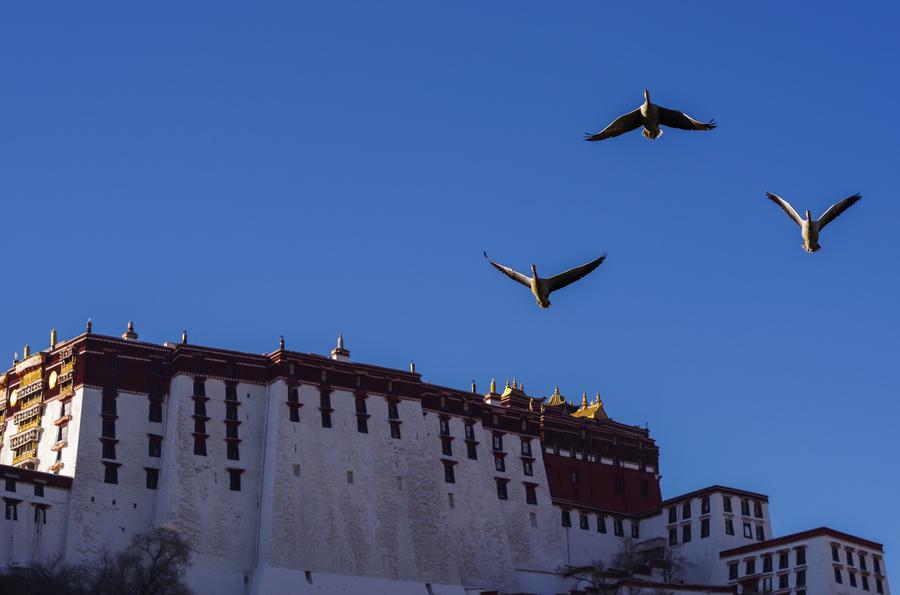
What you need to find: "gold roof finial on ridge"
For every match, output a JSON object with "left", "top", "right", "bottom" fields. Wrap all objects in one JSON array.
[
  {"left": 181, "top": 330, "right": 188, "bottom": 345},
  {"left": 279, "top": 335, "right": 285, "bottom": 350},
  {"left": 50, "top": 329, "right": 57, "bottom": 349},
  {"left": 581, "top": 392, "right": 588, "bottom": 408},
  {"left": 528, "top": 398, "right": 534, "bottom": 411},
  {"left": 23, "top": 345, "right": 30, "bottom": 359},
  {"left": 122, "top": 321, "right": 138, "bottom": 340},
  {"left": 546, "top": 385, "right": 566, "bottom": 406},
  {"left": 471, "top": 380, "right": 477, "bottom": 394},
  {"left": 571, "top": 390, "right": 609, "bottom": 420},
  {"left": 489, "top": 378, "right": 497, "bottom": 394},
  {"left": 86, "top": 319, "right": 92, "bottom": 334},
  {"left": 409, "top": 360, "right": 416, "bottom": 373}
]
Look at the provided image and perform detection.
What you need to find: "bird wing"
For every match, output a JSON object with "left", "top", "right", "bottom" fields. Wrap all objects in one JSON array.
[
  {"left": 483, "top": 252, "right": 531, "bottom": 288},
  {"left": 817, "top": 193, "right": 861, "bottom": 230},
  {"left": 584, "top": 108, "right": 642, "bottom": 141},
  {"left": 657, "top": 106, "right": 716, "bottom": 131},
  {"left": 765, "top": 192, "right": 804, "bottom": 227},
  {"left": 546, "top": 254, "right": 607, "bottom": 293}
]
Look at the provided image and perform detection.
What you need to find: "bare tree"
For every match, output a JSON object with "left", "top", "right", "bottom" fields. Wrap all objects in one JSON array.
[{"left": 562, "top": 538, "right": 690, "bottom": 595}]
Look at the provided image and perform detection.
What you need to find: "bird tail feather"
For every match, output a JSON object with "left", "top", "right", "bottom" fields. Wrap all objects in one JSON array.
[{"left": 642, "top": 127, "right": 662, "bottom": 140}]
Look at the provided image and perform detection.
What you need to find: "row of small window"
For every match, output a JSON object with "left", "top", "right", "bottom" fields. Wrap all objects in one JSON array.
[
  {"left": 729, "top": 548, "right": 807, "bottom": 580},
  {"left": 288, "top": 388, "right": 404, "bottom": 438},
  {"left": 4, "top": 501, "right": 48, "bottom": 524},
  {"left": 192, "top": 379, "right": 240, "bottom": 401},
  {"left": 559, "top": 510, "right": 638, "bottom": 537},
  {"left": 730, "top": 569, "right": 807, "bottom": 591},
  {"left": 669, "top": 518, "right": 764, "bottom": 544},
  {"left": 4, "top": 479, "right": 45, "bottom": 497},
  {"left": 835, "top": 566, "right": 886, "bottom": 593},
  {"left": 100, "top": 463, "right": 244, "bottom": 492},
  {"left": 833, "top": 545, "right": 883, "bottom": 575},
  {"left": 668, "top": 494, "right": 763, "bottom": 523},
  {"left": 542, "top": 444, "right": 654, "bottom": 472}
]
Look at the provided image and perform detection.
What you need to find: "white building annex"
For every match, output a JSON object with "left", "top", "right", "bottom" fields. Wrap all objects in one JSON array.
[{"left": 0, "top": 324, "right": 891, "bottom": 595}]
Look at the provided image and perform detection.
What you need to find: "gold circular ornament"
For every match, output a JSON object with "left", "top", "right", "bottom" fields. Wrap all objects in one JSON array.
[
  {"left": 49, "top": 371, "right": 58, "bottom": 389},
  {"left": 9, "top": 389, "right": 18, "bottom": 407}
]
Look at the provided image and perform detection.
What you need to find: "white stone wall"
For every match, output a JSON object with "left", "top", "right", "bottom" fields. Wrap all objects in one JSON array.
[{"left": 0, "top": 479, "right": 70, "bottom": 568}]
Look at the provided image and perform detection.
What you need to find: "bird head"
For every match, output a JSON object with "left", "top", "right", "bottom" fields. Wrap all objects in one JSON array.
[
  {"left": 643, "top": 89, "right": 650, "bottom": 102},
  {"left": 530, "top": 264, "right": 538, "bottom": 277}
]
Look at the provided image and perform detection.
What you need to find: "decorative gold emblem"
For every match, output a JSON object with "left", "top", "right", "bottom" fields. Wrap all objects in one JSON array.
[
  {"left": 49, "top": 371, "right": 58, "bottom": 389},
  {"left": 9, "top": 389, "right": 18, "bottom": 407}
]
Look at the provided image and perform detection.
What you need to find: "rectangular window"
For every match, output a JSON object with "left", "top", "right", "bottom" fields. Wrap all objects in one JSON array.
[
  {"left": 796, "top": 569, "right": 806, "bottom": 587},
  {"left": 193, "top": 379, "right": 205, "bottom": 396},
  {"left": 149, "top": 400, "right": 162, "bottom": 422},
  {"left": 290, "top": 407, "right": 300, "bottom": 423},
  {"left": 669, "top": 528, "right": 678, "bottom": 546},
  {"left": 668, "top": 506, "right": 677, "bottom": 523},
  {"left": 492, "top": 434, "right": 503, "bottom": 452},
  {"left": 725, "top": 518, "right": 735, "bottom": 535},
  {"left": 4, "top": 501, "right": 18, "bottom": 521},
  {"left": 846, "top": 549, "right": 855, "bottom": 566},
  {"left": 745, "top": 558, "right": 756, "bottom": 575},
  {"left": 390, "top": 421, "right": 402, "bottom": 439},
  {"left": 525, "top": 483, "right": 537, "bottom": 505},
  {"left": 763, "top": 555, "right": 773, "bottom": 573},
  {"left": 741, "top": 499, "right": 751, "bottom": 516},
  {"left": 148, "top": 435, "right": 162, "bottom": 457},
  {"left": 754, "top": 500, "right": 763, "bottom": 518},
  {"left": 225, "top": 404, "right": 238, "bottom": 421},
  {"left": 682, "top": 501, "right": 691, "bottom": 519},
  {"left": 613, "top": 518, "right": 624, "bottom": 537},
  {"left": 561, "top": 509, "right": 571, "bottom": 527},
  {"left": 145, "top": 468, "right": 159, "bottom": 490},
  {"left": 743, "top": 522, "right": 753, "bottom": 538},
  {"left": 4, "top": 479, "right": 14, "bottom": 493},
  {"left": 521, "top": 440, "right": 532, "bottom": 456},
  {"left": 464, "top": 423, "right": 475, "bottom": 441},
  {"left": 833, "top": 545, "right": 841, "bottom": 562},
  {"left": 860, "top": 554, "right": 868, "bottom": 571},
  {"left": 439, "top": 418, "right": 450, "bottom": 436},
  {"left": 227, "top": 442, "right": 240, "bottom": 461},
  {"left": 701, "top": 496, "right": 710, "bottom": 514},
  {"left": 631, "top": 521, "right": 640, "bottom": 539},
  {"left": 877, "top": 578, "right": 884, "bottom": 594},
  {"left": 225, "top": 383, "right": 237, "bottom": 401},
  {"left": 496, "top": 478, "right": 508, "bottom": 500},
  {"left": 102, "top": 396, "right": 117, "bottom": 415},
  {"left": 779, "top": 551, "right": 789, "bottom": 569},
  {"left": 756, "top": 525, "right": 765, "bottom": 541},
  {"left": 228, "top": 469, "right": 242, "bottom": 491},
  {"left": 682, "top": 524, "right": 692, "bottom": 543},
  {"left": 522, "top": 460, "right": 533, "bottom": 476},
  {"left": 102, "top": 419, "right": 116, "bottom": 438},
  {"left": 321, "top": 411, "right": 332, "bottom": 428},
  {"left": 194, "top": 400, "right": 206, "bottom": 416},
  {"left": 779, "top": 573, "right": 789, "bottom": 589},
  {"left": 225, "top": 422, "right": 239, "bottom": 439},
  {"left": 355, "top": 397, "right": 367, "bottom": 414},
  {"left": 834, "top": 567, "right": 843, "bottom": 584},
  {"left": 796, "top": 547, "right": 806, "bottom": 566},
  {"left": 441, "top": 437, "right": 453, "bottom": 457},
  {"left": 580, "top": 513, "right": 589, "bottom": 530},
  {"left": 761, "top": 577, "right": 772, "bottom": 592},
  {"left": 288, "top": 386, "right": 299, "bottom": 402},
  {"left": 103, "top": 463, "right": 118, "bottom": 485},
  {"left": 193, "top": 435, "right": 207, "bottom": 456},
  {"left": 862, "top": 575, "right": 870, "bottom": 591},
  {"left": 102, "top": 441, "right": 116, "bottom": 460},
  {"left": 387, "top": 401, "right": 399, "bottom": 419},
  {"left": 597, "top": 516, "right": 607, "bottom": 533},
  {"left": 701, "top": 518, "right": 710, "bottom": 538},
  {"left": 356, "top": 415, "right": 368, "bottom": 433},
  {"left": 194, "top": 418, "right": 206, "bottom": 434},
  {"left": 723, "top": 495, "right": 733, "bottom": 513},
  {"left": 466, "top": 442, "right": 477, "bottom": 460},
  {"left": 874, "top": 557, "right": 882, "bottom": 574},
  {"left": 33, "top": 506, "right": 47, "bottom": 524},
  {"left": 443, "top": 461, "right": 455, "bottom": 484},
  {"left": 494, "top": 455, "right": 505, "bottom": 472},
  {"left": 33, "top": 484, "right": 43, "bottom": 497},
  {"left": 850, "top": 572, "right": 858, "bottom": 588},
  {"left": 728, "top": 563, "right": 738, "bottom": 580}
]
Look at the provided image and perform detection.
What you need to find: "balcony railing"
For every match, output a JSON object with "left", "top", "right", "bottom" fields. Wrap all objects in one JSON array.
[
  {"left": 13, "top": 448, "right": 38, "bottom": 466},
  {"left": 16, "top": 416, "right": 42, "bottom": 433}
]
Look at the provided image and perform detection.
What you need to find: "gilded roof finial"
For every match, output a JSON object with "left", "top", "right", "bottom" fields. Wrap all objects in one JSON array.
[
  {"left": 505, "top": 378, "right": 510, "bottom": 389},
  {"left": 50, "top": 328, "right": 57, "bottom": 349},
  {"left": 337, "top": 334, "right": 344, "bottom": 350},
  {"left": 279, "top": 335, "right": 285, "bottom": 350},
  {"left": 13, "top": 352, "right": 18, "bottom": 365},
  {"left": 471, "top": 380, "right": 477, "bottom": 394},
  {"left": 595, "top": 392, "right": 603, "bottom": 407},
  {"left": 86, "top": 318, "right": 92, "bottom": 334},
  {"left": 122, "top": 320, "right": 138, "bottom": 340},
  {"left": 581, "top": 392, "right": 588, "bottom": 409},
  {"left": 23, "top": 344, "right": 30, "bottom": 359},
  {"left": 528, "top": 397, "right": 534, "bottom": 411},
  {"left": 513, "top": 377, "right": 517, "bottom": 389},
  {"left": 181, "top": 330, "right": 188, "bottom": 345},
  {"left": 518, "top": 382, "right": 523, "bottom": 391},
  {"left": 409, "top": 360, "right": 416, "bottom": 373},
  {"left": 489, "top": 378, "right": 496, "bottom": 394},
  {"left": 330, "top": 333, "right": 350, "bottom": 360}
]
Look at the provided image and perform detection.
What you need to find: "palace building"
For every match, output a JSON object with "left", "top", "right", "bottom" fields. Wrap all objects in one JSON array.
[{"left": 0, "top": 324, "right": 891, "bottom": 595}]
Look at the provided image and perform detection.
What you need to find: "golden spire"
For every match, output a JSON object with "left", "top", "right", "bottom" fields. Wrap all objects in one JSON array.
[
  {"left": 50, "top": 329, "right": 57, "bottom": 349},
  {"left": 409, "top": 360, "right": 416, "bottom": 373},
  {"left": 86, "top": 319, "right": 92, "bottom": 334},
  {"left": 528, "top": 398, "right": 534, "bottom": 411},
  {"left": 337, "top": 334, "right": 344, "bottom": 350},
  {"left": 518, "top": 382, "right": 523, "bottom": 391},
  {"left": 581, "top": 391, "right": 588, "bottom": 409},
  {"left": 279, "top": 335, "right": 285, "bottom": 350},
  {"left": 122, "top": 320, "right": 138, "bottom": 340},
  {"left": 23, "top": 344, "right": 30, "bottom": 359},
  {"left": 505, "top": 379, "right": 511, "bottom": 389},
  {"left": 13, "top": 352, "right": 18, "bottom": 365},
  {"left": 547, "top": 385, "right": 566, "bottom": 406},
  {"left": 471, "top": 381, "right": 477, "bottom": 394},
  {"left": 595, "top": 392, "right": 603, "bottom": 407},
  {"left": 489, "top": 378, "right": 496, "bottom": 393},
  {"left": 181, "top": 330, "right": 188, "bottom": 345}
]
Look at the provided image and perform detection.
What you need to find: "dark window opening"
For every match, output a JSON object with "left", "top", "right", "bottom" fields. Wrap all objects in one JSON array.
[
  {"left": 525, "top": 483, "right": 537, "bottom": 505},
  {"left": 149, "top": 401, "right": 162, "bottom": 423},
  {"left": 148, "top": 435, "right": 162, "bottom": 458},
  {"left": 103, "top": 463, "right": 119, "bottom": 485},
  {"left": 102, "top": 441, "right": 116, "bottom": 460},
  {"left": 228, "top": 469, "right": 242, "bottom": 491},
  {"left": 466, "top": 442, "right": 477, "bottom": 460},
  {"left": 227, "top": 442, "right": 240, "bottom": 461},
  {"left": 193, "top": 435, "right": 207, "bottom": 456},
  {"left": 496, "top": 479, "right": 508, "bottom": 500},
  {"left": 701, "top": 518, "right": 710, "bottom": 538},
  {"left": 682, "top": 524, "right": 692, "bottom": 543},
  {"left": 561, "top": 509, "right": 571, "bottom": 527},
  {"left": 145, "top": 468, "right": 159, "bottom": 490}
]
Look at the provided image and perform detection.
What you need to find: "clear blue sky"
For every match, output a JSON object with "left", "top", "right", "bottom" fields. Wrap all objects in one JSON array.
[{"left": 2, "top": 2, "right": 898, "bottom": 563}]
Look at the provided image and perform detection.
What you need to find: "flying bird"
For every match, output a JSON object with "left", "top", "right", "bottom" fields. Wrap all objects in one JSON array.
[
  {"left": 585, "top": 89, "right": 716, "bottom": 141},
  {"left": 483, "top": 252, "right": 606, "bottom": 308},
  {"left": 765, "top": 192, "right": 861, "bottom": 253}
]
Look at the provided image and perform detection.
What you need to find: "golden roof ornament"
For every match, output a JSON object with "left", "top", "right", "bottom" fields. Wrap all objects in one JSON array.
[
  {"left": 409, "top": 360, "right": 416, "bottom": 373},
  {"left": 86, "top": 318, "right": 92, "bottom": 334},
  {"left": 471, "top": 381, "right": 477, "bottom": 394},
  {"left": 279, "top": 335, "right": 285, "bottom": 350},
  {"left": 122, "top": 320, "right": 138, "bottom": 340},
  {"left": 13, "top": 352, "right": 18, "bottom": 366},
  {"left": 23, "top": 345, "right": 30, "bottom": 359},
  {"left": 490, "top": 378, "right": 496, "bottom": 394},
  {"left": 528, "top": 397, "right": 534, "bottom": 411},
  {"left": 181, "top": 330, "right": 188, "bottom": 345},
  {"left": 581, "top": 392, "right": 588, "bottom": 408},
  {"left": 50, "top": 329, "right": 57, "bottom": 350},
  {"left": 330, "top": 333, "right": 350, "bottom": 360},
  {"left": 546, "top": 385, "right": 566, "bottom": 406}
]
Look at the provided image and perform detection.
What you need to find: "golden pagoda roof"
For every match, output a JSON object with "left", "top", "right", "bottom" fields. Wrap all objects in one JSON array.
[
  {"left": 571, "top": 392, "right": 609, "bottom": 420},
  {"left": 546, "top": 385, "right": 566, "bottom": 407}
]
